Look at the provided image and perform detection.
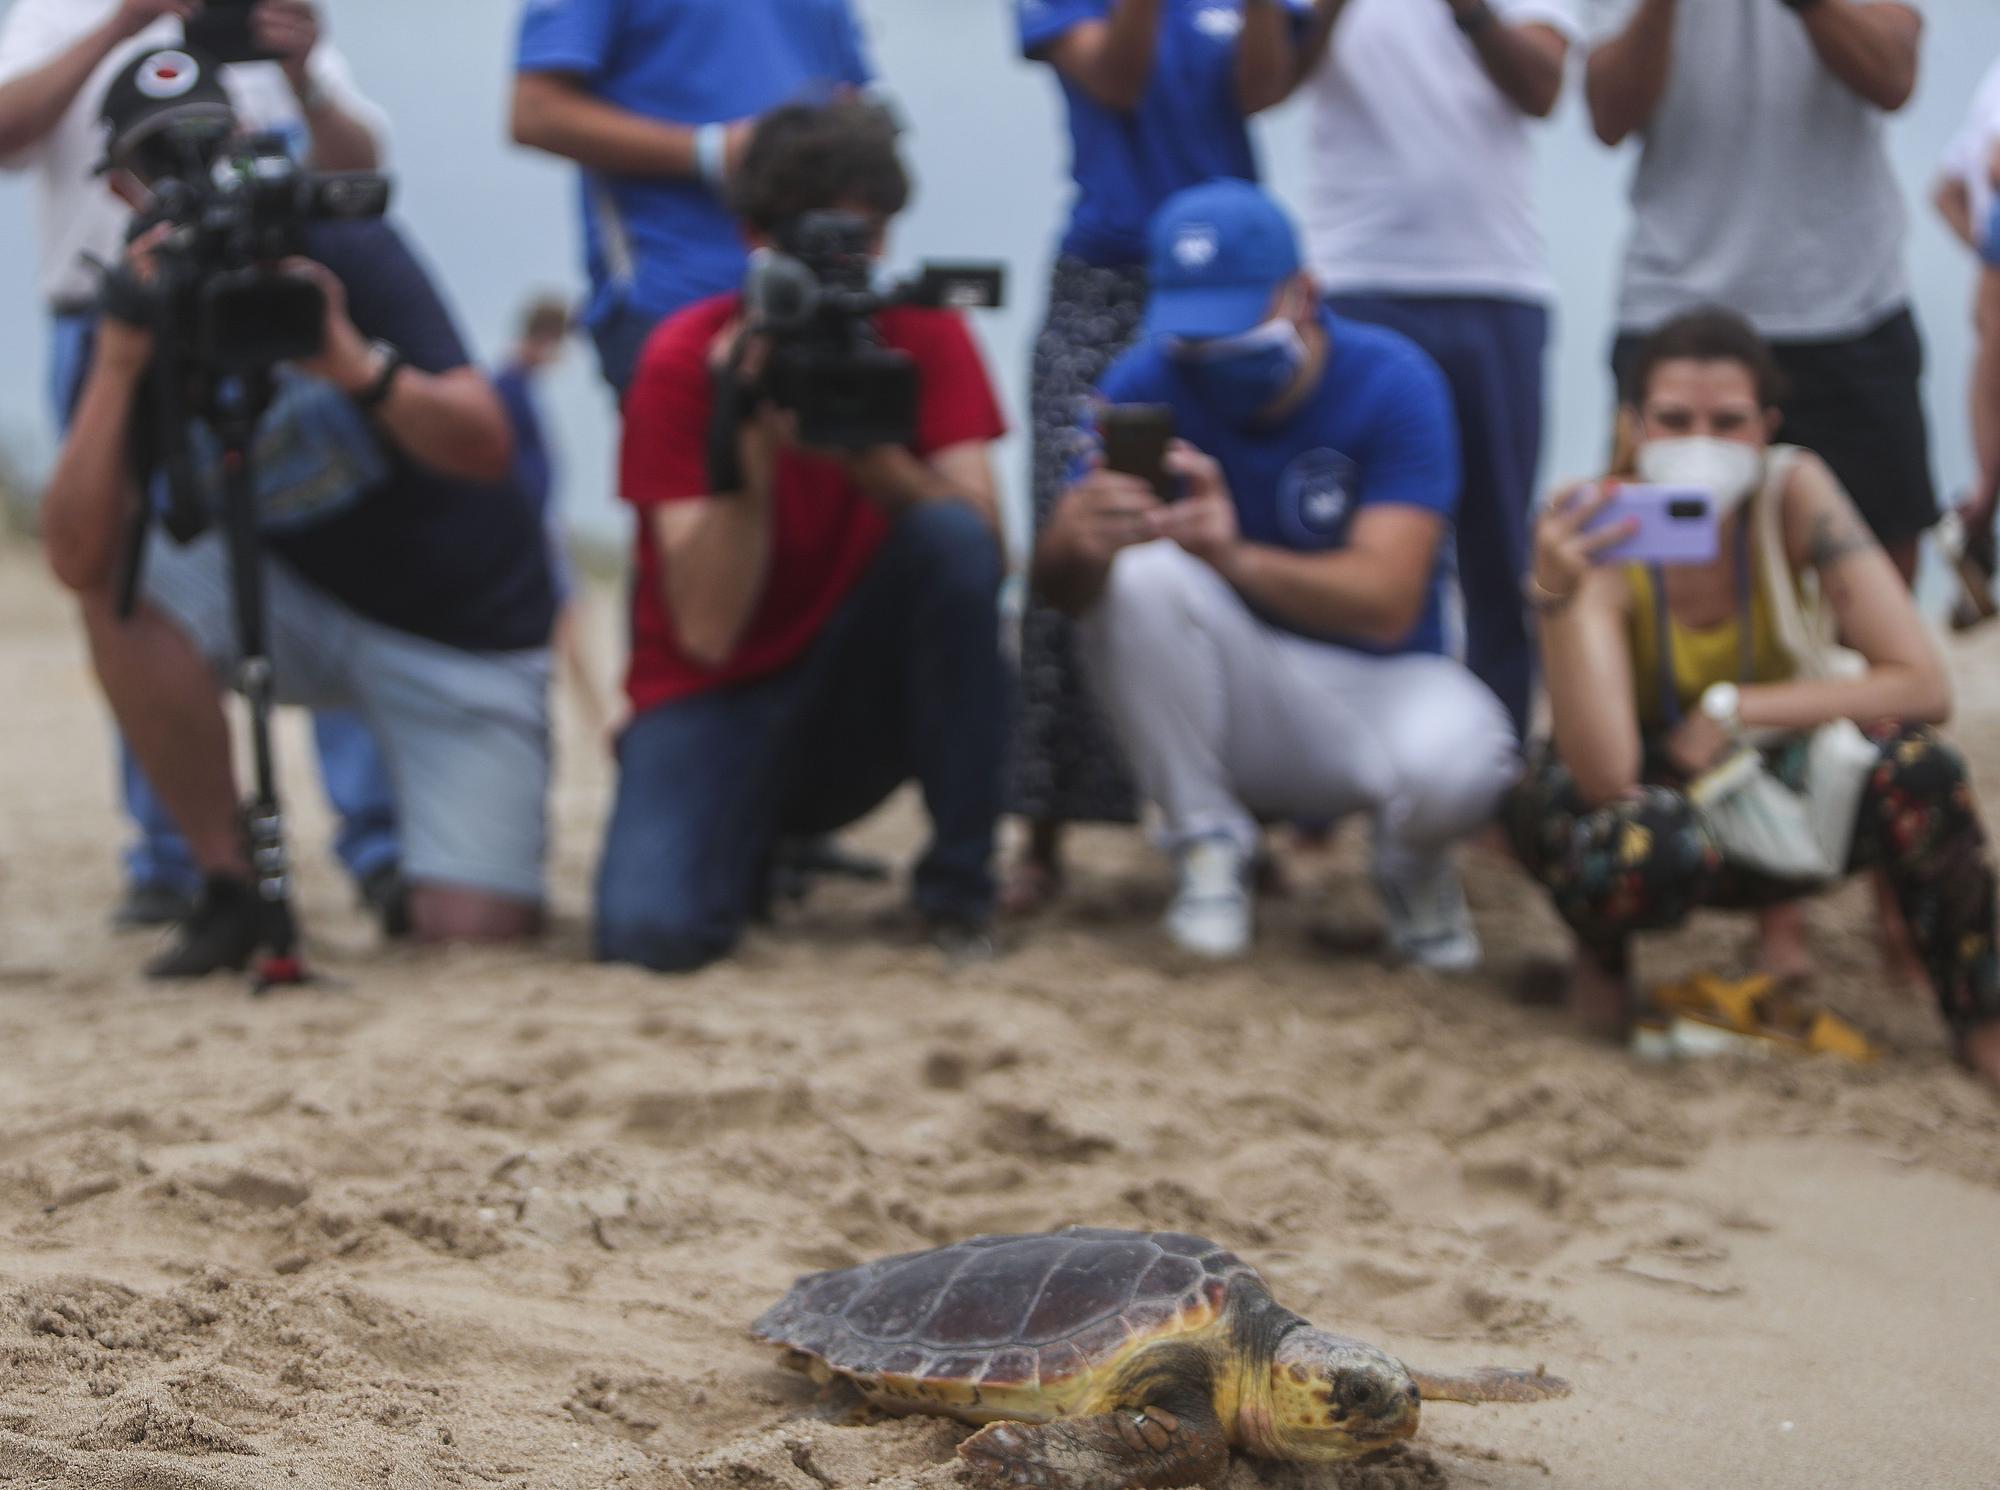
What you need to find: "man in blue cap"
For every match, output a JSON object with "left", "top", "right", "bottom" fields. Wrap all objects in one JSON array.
[{"left": 1033, "top": 180, "right": 1518, "bottom": 966}]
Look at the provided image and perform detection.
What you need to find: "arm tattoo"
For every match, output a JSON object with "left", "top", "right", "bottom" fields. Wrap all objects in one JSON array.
[{"left": 1804, "top": 509, "right": 1879, "bottom": 575}]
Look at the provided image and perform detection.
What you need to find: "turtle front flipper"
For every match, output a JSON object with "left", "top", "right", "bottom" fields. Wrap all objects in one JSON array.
[
  {"left": 958, "top": 1404, "right": 1228, "bottom": 1490},
  {"left": 1404, "top": 1365, "right": 1571, "bottom": 1405}
]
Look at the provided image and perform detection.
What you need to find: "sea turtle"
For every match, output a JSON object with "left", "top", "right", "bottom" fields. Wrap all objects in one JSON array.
[{"left": 753, "top": 1227, "right": 1569, "bottom": 1489}]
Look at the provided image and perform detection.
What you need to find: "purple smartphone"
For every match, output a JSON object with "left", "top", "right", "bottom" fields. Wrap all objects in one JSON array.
[{"left": 1583, "top": 484, "right": 1718, "bottom": 566}]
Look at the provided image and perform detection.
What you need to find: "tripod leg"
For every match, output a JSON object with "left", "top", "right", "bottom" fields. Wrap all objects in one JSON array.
[{"left": 217, "top": 435, "right": 307, "bottom": 991}]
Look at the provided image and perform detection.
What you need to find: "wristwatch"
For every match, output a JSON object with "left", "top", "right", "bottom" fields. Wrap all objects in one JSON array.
[
  {"left": 1699, "top": 682, "right": 1743, "bottom": 735},
  {"left": 354, "top": 339, "right": 406, "bottom": 411},
  {"left": 1779, "top": 0, "right": 1825, "bottom": 10}
]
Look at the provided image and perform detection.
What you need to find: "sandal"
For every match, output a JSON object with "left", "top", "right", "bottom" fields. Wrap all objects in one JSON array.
[{"left": 1642, "top": 972, "right": 1878, "bottom": 1064}]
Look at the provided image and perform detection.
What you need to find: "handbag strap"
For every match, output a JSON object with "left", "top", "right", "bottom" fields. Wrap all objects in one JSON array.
[{"left": 1651, "top": 515, "right": 1754, "bottom": 731}]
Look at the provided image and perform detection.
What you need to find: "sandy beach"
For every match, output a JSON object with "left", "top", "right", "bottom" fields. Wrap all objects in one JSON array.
[{"left": 2, "top": 534, "right": 1997, "bottom": 1490}]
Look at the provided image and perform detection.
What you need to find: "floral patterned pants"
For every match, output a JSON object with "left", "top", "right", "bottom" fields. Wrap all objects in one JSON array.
[{"left": 1504, "top": 723, "right": 2000, "bottom": 1034}]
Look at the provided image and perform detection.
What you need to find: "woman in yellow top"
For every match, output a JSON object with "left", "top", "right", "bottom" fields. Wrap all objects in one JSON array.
[{"left": 1507, "top": 309, "right": 2000, "bottom": 1093}]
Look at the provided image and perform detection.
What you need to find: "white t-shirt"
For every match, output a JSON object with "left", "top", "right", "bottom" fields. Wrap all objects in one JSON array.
[
  {"left": 1302, "top": 0, "right": 1581, "bottom": 303},
  {"left": 1588, "top": 0, "right": 1918, "bottom": 341},
  {"left": 0, "top": 0, "right": 387, "bottom": 309},
  {"left": 1941, "top": 55, "right": 2000, "bottom": 241}
]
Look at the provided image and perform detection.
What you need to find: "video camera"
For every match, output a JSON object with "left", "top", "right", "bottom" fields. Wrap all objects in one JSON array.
[
  {"left": 739, "top": 210, "right": 1005, "bottom": 450},
  {"left": 110, "top": 125, "right": 392, "bottom": 378}
]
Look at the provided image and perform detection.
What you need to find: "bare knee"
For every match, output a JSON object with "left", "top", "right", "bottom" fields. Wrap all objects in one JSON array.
[{"left": 410, "top": 884, "right": 544, "bottom": 944}]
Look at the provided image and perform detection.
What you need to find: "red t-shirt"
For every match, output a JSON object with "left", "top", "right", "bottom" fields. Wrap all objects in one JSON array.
[{"left": 620, "top": 295, "right": 1008, "bottom": 713}]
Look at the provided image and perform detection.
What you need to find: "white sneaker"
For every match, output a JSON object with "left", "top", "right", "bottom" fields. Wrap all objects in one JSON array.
[
  {"left": 1374, "top": 849, "right": 1481, "bottom": 972},
  {"left": 1165, "top": 837, "right": 1252, "bottom": 960}
]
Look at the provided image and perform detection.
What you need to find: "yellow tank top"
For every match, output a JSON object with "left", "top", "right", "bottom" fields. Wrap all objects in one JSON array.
[{"left": 1625, "top": 560, "right": 1795, "bottom": 733}]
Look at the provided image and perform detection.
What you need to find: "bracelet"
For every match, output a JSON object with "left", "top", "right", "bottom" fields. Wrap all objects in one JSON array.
[
  {"left": 1523, "top": 572, "right": 1578, "bottom": 618},
  {"left": 1454, "top": 0, "right": 1498, "bottom": 33},
  {"left": 694, "top": 122, "right": 730, "bottom": 189}
]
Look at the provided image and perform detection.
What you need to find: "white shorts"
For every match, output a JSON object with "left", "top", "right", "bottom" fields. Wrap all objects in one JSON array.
[{"left": 142, "top": 533, "right": 551, "bottom": 901}]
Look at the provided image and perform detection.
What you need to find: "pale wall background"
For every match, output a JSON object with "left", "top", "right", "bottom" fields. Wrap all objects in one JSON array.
[{"left": 2, "top": 0, "right": 1998, "bottom": 557}]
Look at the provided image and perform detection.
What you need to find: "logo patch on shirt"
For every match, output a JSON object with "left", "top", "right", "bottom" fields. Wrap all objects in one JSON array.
[
  {"left": 135, "top": 51, "right": 202, "bottom": 101},
  {"left": 1278, "top": 448, "right": 1358, "bottom": 547},
  {"left": 1194, "top": 6, "right": 1244, "bottom": 39},
  {"left": 1173, "top": 223, "right": 1219, "bottom": 271}
]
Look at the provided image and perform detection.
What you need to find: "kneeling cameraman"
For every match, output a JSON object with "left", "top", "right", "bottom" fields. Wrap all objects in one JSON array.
[
  {"left": 41, "top": 48, "right": 556, "bottom": 976},
  {"left": 597, "top": 99, "right": 1009, "bottom": 971}
]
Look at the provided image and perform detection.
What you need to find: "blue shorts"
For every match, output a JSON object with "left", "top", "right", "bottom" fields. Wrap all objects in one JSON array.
[{"left": 142, "top": 533, "right": 552, "bottom": 901}]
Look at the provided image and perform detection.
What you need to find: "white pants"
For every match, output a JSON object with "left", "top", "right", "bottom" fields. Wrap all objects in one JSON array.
[{"left": 1078, "top": 542, "right": 1519, "bottom": 875}]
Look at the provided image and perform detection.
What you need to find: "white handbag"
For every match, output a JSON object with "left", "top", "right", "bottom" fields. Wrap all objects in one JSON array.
[{"left": 1675, "top": 449, "right": 1878, "bottom": 884}]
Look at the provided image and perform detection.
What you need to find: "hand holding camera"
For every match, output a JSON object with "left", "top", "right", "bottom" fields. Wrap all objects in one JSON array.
[
  {"left": 96, "top": 223, "right": 172, "bottom": 373},
  {"left": 251, "top": 0, "right": 323, "bottom": 81},
  {"left": 279, "top": 256, "right": 377, "bottom": 392},
  {"left": 113, "top": 0, "right": 198, "bottom": 42}
]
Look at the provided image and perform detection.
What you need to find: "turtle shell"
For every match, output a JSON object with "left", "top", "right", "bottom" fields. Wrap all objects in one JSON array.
[{"left": 753, "top": 1227, "right": 1262, "bottom": 1397}]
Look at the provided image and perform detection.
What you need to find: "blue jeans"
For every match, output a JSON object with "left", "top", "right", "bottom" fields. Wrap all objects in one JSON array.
[
  {"left": 595, "top": 502, "right": 1007, "bottom": 972},
  {"left": 1327, "top": 296, "right": 1548, "bottom": 740},
  {"left": 50, "top": 312, "right": 401, "bottom": 893}
]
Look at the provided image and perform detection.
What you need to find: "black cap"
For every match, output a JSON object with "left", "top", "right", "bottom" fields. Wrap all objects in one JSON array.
[{"left": 97, "top": 46, "right": 237, "bottom": 180}]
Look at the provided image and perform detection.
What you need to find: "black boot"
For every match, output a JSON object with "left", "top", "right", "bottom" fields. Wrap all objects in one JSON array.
[{"left": 145, "top": 875, "right": 262, "bottom": 980}]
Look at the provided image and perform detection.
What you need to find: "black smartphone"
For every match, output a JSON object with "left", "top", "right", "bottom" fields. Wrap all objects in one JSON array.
[
  {"left": 185, "top": 0, "right": 281, "bottom": 64},
  {"left": 1099, "top": 404, "right": 1176, "bottom": 504}
]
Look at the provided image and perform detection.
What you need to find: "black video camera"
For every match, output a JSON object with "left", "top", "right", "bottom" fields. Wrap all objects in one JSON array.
[
  {"left": 739, "top": 210, "right": 1005, "bottom": 450},
  {"left": 110, "top": 125, "right": 392, "bottom": 377}
]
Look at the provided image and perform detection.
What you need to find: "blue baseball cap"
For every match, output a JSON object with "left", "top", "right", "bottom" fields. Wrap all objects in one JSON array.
[{"left": 1143, "top": 180, "right": 1303, "bottom": 342}]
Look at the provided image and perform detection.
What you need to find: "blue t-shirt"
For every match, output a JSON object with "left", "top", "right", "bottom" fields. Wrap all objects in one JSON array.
[
  {"left": 1017, "top": 0, "right": 1304, "bottom": 267},
  {"left": 141, "top": 222, "right": 557, "bottom": 655},
  {"left": 1093, "top": 311, "right": 1461, "bottom": 656},
  {"left": 516, "top": 0, "right": 873, "bottom": 328}
]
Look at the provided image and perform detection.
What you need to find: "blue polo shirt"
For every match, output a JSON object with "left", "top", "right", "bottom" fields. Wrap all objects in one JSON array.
[
  {"left": 1017, "top": 0, "right": 1307, "bottom": 267},
  {"left": 516, "top": 0, "right": 873, "bottom": 328},
  {"left": 1093, "top": 311, "right": 1461, "bottom": 655}
]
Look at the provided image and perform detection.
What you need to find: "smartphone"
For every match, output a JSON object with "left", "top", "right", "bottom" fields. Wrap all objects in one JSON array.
[
  {"left": 1583, "top": 483, "right": 1718, "bottom": 566},
  {"left": 185, "top": 0, "right": 281, "bottom": 64},
  {"left": 1099, "top": 404, "right": 1176, "bottom": 504}
]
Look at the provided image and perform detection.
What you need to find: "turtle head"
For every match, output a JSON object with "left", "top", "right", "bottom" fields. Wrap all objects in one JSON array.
[{"left": 1250, "top": 1328, "right": 1420, "bottom": 1462}]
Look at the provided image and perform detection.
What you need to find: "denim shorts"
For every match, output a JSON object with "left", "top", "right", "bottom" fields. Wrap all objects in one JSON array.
[{"left": 142, "top": 532, "right": 551, "bottom": 901}]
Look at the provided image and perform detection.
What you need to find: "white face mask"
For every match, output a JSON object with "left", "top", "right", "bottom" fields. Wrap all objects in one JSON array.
[{"left": 1636, "top": 436, "right": 1764, "bottom": 518}]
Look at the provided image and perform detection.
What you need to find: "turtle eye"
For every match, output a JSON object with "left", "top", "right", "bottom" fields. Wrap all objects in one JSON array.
[{"left": 1338, "top": 1376, "right": 1379, "bottom": 1415}]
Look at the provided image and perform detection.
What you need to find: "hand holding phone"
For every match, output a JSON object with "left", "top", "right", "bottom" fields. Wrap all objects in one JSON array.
[{"left": 1099, "top": 403, "right": 1177, "bottom": 505}]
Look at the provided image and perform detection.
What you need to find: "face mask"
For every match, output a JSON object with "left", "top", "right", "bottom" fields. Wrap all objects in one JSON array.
[
  {"left": 1172, "top": 316, "right": 1308, "bottom": 427},
  {"left": 1636, "top": 435, "right": 1764, "bottom": 518}
]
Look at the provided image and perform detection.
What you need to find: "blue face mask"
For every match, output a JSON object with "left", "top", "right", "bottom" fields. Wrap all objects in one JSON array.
[{"left": 1171, "top": 317, "right": 1309, "bottom": 427}]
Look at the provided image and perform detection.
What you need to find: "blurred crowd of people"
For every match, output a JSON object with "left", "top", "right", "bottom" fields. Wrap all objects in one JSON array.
[{"left": 2, "top": 0, "right": 1998, "bottom": 1089}]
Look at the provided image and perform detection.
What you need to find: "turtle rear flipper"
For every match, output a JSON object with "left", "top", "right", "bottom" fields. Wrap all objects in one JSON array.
[
  {"left": 1406, "top": 1366, "right": 1571, "bottom": 1405},
  {"left": 959, "top": 1404, "right": 1228, "bottom": 1490}
]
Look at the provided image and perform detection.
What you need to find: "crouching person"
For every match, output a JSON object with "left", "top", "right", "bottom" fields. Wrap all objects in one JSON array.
[
  {"left": 41, "top": 50, "right": 555, "bottom": 976},
  {"left": 595, "top": 101, "right": 1009, "bottom": 972},
  {"left": 1507, "top": 309, "right": 2000, "bottom": 1091},
  {"left": 1034, "top": 182, "right": 1519, "bottom": 965}
]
